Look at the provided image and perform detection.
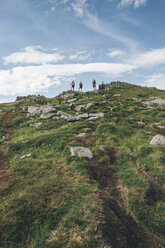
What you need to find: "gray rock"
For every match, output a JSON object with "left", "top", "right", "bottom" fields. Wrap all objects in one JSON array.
[
  {"left": 136, "top": 121, "right": 145, "bottom": 125},
  {"left": 144, "top": 131, "right": 152, "bottom": 135},
  {"left": 67, "top": 116, "right": 78, "bottom": 122},
  {"left": 75, "top": 103, "right": 94, "bottom": 111},
  {"left": 89, "top": 112, "right": 105, "bottom": 118},
  {"left": 75, "top": 104, "right": 86, "bottom": 111},
  {"left": 57, "top": 111, "right": 77, "bottom": 122},
  {"left": 20, "top": 153, "right": 32, "bottom": 160},
  {"left": 114, "top": 94, "right": 121, "bottom": 97},
  {"left": 53, "top": 116, "right": 60, "bottom": 120},
  {"left": 56, "top": 111, "right": 105, "bottom": 122},
  {"left": 87, "top": 103, "right": 94, "bottom": 108},
  {"left": 26, "top": 113, "right": 38, "bottom": 118},
  {"left": 99, "top": 145, "right": 106, "bottom": 151},
  {"left": 77, "top": 113, "right": 89, "bottom": 120},
  {"left": 76, "top": 133, "right": 86, "bottom": 138},
  {"left": 152, "top": 123, "right": 165, "bottom": 130},
  {"left": 67, "top": 98, "right": 77, "bottom": 103},
  {"left": 143, "top": 98, "right": 165, "bottom": 107},
  {"left": 55, "top": 105, "right": 68, "bottom": 110},
  {"left": 30, "top": 122, "right": 42, "bottom": 127},
  {"left": 88, "top": 113, "right": 105, "bottom": 121},
  {"left": 23, "top": 106, "right": 28, "bottom": 111},
  {"left": 150, "top": 134, "right": 165, "bottom": 146},
  {"left": 41, "top": 105, "right": 57, "bottom": 114},
  {"left": 27, "top": 106, "right": 41, "bottom": 118},
  {"left": 88, "top": 116, "right": 100, "bottom": 121},
  {"left": 70, "top": 147, "right": 93, "bottom": 159},
  {"left": 61, "top": 91, "right": 75, "bottom": 99},
  {"left": 40, "top": 113, "right": 56, "bottom": 119},
  {"left": 78, "top": 97, "right": 88, "bottom": 102},
  {"left": 0, "top": 109, "right": 5, "bottom": 112}
]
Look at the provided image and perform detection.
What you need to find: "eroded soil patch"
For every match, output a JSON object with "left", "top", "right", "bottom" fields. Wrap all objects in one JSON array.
[
  {"left": 85, "top": 158, "right": 164, "bottom": 248},
  {"left": 0, "top": 112, "right": 15, "bottom": 194},
  {"left": 139, "top": 168, "right": 165, "bottom": 207}
]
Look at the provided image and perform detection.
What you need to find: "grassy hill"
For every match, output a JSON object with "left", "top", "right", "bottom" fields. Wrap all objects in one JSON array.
[{"left": 0, "top": 82, "right": 165, "bottom": 248}]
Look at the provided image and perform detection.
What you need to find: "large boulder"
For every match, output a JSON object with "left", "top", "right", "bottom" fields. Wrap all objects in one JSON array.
[
  {"left": 41, "top": 105, "right": 57, "bottom": 114},
  {"left": 61, "top": 91, "right": 75, "bottom": 99},
  {"left": 88, "top": 112, "right": 105, "bottom": 120},
  {"left": 57, "top": 111, "right": 77, "bottom": 122},
  {"left": 70, "top": 147, "right": 93, "bottom": 159},
  {"left": 77, "top": 113, "right": 89, "bottom": 120},
  {"left": 150, "top": 134, "right": 165, "bottom": 146},
  {"left": 27, "top": 106, "right": 41, "bottom": 118},
  {"left": 55, "top": 105, "right": 68, "bottom": 110},
  {"left": 40, "top": 113, "right": 56, "bottom": 119}
]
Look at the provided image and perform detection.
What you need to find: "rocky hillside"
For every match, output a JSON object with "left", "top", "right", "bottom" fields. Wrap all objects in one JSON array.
[{"left": 0, "top": 82, "right": 165, "bottom": 248}]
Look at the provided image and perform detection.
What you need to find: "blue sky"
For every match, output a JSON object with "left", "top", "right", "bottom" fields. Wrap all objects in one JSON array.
[{"left": 0, "top": 0, "right": 165, "bottom": 102}]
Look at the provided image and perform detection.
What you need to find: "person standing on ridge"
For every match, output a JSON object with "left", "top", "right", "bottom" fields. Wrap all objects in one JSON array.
[
  {"left": 71, "top": 80, "right": 75, "bottom": 91},
  {"left": 79, "top": 81, "right": 83, "bottom": 92},
  {"left": 92, "top": 79, "right": 96, "bottom": 92}
]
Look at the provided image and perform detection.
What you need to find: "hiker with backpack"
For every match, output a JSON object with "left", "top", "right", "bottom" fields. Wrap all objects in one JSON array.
[
  {"left": 71, "top": 80, "right": 75, "bottom": 91},
  {"left": 79, "top": 82, "right": 83, "bottom": 92},
  {"left": 92, "top": 79, "right": 96, "bottom": 92}
]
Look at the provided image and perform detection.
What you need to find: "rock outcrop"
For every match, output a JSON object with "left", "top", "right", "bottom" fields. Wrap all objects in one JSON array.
[
  {"left": 143, "top": 98, "right": 165, "bottom": 107},
  {"left": 150, "top": 134, "right": 165, "bottom": 146},
  {"left": 70, "top": 147, "right": 93, "bottom": 159}
]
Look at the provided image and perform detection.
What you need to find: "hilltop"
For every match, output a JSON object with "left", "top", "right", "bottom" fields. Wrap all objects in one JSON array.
[{"left": 0, "top": 82, "right": 165, "bottom": 248}]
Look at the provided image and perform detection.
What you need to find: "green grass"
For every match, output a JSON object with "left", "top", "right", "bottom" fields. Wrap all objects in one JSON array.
[{"left": 0, "top": 82, "right": 165, "bottom": 247}]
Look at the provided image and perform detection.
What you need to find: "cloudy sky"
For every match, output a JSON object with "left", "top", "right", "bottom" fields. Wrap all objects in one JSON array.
[{"left": 0, "top": 0, "right": 165, "bottom": 102}]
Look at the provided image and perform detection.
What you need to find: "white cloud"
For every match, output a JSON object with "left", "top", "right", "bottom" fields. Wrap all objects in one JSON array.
[
  {"left": 0, "top": 62, "right": 135, "bottom": 96},
  {"left": 119, "top": 0, "right": 147, "bottom": 8},
  {"left": 3, "top": 46, "right": 65, "bottom": 65},
  {"left": 145, "top": 74, "right": 165, "bottom": 90},
  {"left": 69, "top": 51, "right": 91, "bottom": 61},
  {"left": 131, "top": 47, "right": 165, "bottom": 68},
  {"left": 71, "top": 0, "right": 87, "bottom": 17},
  {"left": 107, "top": 49, "right": 125, "bottom": 58}
]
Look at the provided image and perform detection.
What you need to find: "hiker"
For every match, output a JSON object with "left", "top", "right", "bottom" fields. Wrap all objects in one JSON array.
[
  {"left": 79, "top": 81, "right": 83, "bottom": 92},
  {"left": 71, "top": 81, "right": 75, "bottom": 91},
  {"left": 92, "top": 79, "right": 96, "bottom": 92}
]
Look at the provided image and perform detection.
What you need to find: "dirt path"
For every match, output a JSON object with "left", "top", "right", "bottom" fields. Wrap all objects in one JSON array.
[
  {"left": 138, "top": 168, "right": 165, "bottom": 207},
  {"left": 0, "top": 112, "right": 15, "bottom": 194},
  {"left": 76, "top": 134, "right": 164, "bottom": 248},
  {"left": 85, "top": 158, "right": 164, "bottom": 248}
]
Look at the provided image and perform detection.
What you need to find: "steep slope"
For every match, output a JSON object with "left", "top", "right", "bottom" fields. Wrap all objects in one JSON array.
[{"left": 0, "top": 82, "right": 165, "bottom": 248}]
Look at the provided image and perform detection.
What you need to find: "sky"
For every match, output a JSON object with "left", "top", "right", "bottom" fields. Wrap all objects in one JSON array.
[{"left": 0, "top": 0, "right": 165, "bottom": 102}]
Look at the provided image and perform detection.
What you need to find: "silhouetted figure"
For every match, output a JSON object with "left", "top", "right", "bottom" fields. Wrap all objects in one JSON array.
[
  {"left": 71, "top": 81, "right": 75, "bottom": 91},
  {"left": 92, "top": 79, "right": 96, "bottom": 92},
  {"left": 79, "top": 82, "right": 83, "bottom": 92}
]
